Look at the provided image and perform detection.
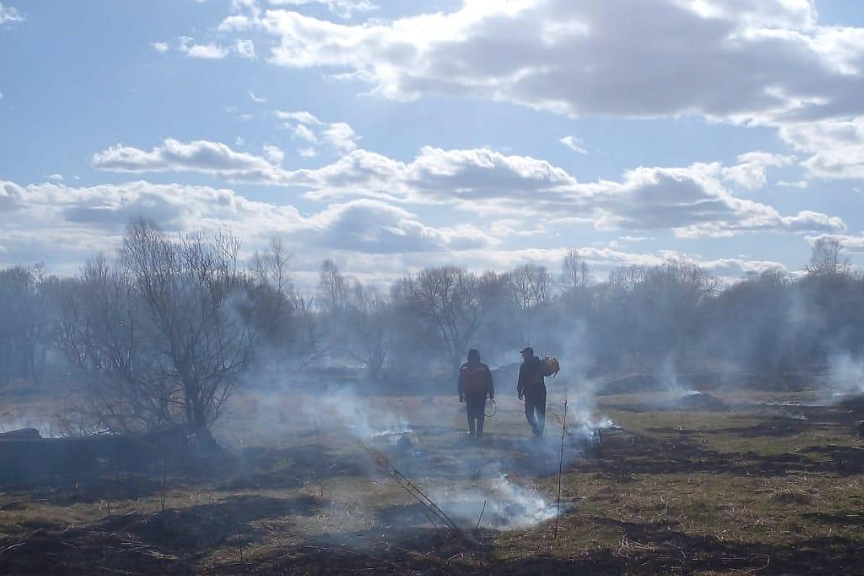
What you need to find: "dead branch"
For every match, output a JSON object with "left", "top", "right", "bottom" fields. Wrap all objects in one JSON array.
[{"left": 553, "top": 393, "right": 568, "bottom": 543}]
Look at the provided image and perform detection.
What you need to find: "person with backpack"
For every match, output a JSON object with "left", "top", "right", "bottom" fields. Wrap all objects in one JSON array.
[
  {"left": 517, "top": 347, "right": 546, "bottom": 436},
  {"left": 458, "top": 348, "right": 495, "bottom": 439}
]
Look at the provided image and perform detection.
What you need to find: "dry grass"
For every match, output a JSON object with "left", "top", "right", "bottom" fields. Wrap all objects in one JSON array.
[{"left": 2, "top": 386, "right": 864, "bottom": 575}]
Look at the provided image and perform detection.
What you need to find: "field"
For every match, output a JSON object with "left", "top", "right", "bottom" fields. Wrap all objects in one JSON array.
[{"left": 2, "top": 384, "right": 864, "bottom": 575}]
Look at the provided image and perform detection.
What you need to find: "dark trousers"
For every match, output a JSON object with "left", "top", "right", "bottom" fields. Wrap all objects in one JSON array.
[
  {"left": 465, "top": 394, "right": 486, "bottom": 437},
  {"left": 524, "top": 386, "right": 546, "bottom": 436}
]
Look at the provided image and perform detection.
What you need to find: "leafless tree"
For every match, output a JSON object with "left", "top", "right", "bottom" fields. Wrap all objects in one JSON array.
[
  {"left": 62, "top": 255, "right": 176, "bottom": 432},
  {"left": 246, "top": 238, "right": 323, "bottom": 368},
  {"left": 561, "top": 248, "right": 591, "bottom": 291},
  {"left": 807, "top": 237, "right": 849, "bottom": 276},
  {"left": 396, "top": 266, "right": 503, "bottom": 374},
  {"left": 319, "top": 259, "right": 351, "bottom": 313},
  {"left": 63, "top": 221, "right": 255, "bottom": 438},
  {"left": 0, "top": 264, "right": 59, "bottom": 385},
  {"left": 344, "top": 284, "right": 391, "bottom": 380},
  {"left": 507, "top": 264, "right": 552, "bottom": 345}
]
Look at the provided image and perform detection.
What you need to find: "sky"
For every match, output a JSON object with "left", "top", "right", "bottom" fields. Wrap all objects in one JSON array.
[{"left": 2, "top": 0, "right": 864, "bottom": 288}]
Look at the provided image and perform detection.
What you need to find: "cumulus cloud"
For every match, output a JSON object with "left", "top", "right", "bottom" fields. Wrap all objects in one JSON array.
[
  {"left": 151, "top": 42, "right": 169, "bottom": 53},
  {"left": 301, "top": 199, "right": 490, "bottom": 253},
  {"left": 560, "top": 136, "right": 587, "bottom": 155},
  {"left": 0, "top": 3, "right": 23, "bottom": 25},
  {"left": 276, "top": 110, "right": 322, "bottom": 124},
  {"left": 91, "top": 138, "right": 285, "bottom": 182},
  {"left": 721, "top": 151, "right": 793, "bottom": 189},
  {"left": 700, "top": 257, "right": 788, "bottom": 278},
  {"left": 0, "top": 179, "right": 490, "bottom": 273},
  {"left": 292, "top": 124, "right": 318, "bottom": 144},
  {"left": 266, "top": 0, "right": 378, "bottom": 19},
  {"left": 249, "top": 91, "right": 268, "bottom": 103},
  {"left": 235, "top": 38, "right": 256, "bottom": 58},
  {"left": 262, "top": 144, "right": 284, "bottom": 164},
  {"left": 806, "top": 232, "right": 864, "bottom": 254},
  {"left": 277, "top": 112, "right": 358, "bottom": 156},
  {"left": 179, "top": 36, "right": 229, "bottom": 59},
  {"left": 591, "top": 163, "right": 843, "bottom": 237},
  {"left": 91, "top": 137, "right": 845, "bottom": 238},
  {"left": 217, "top": 0, "right": 864, "bottom": 125},
  {"left": 323, "top": 122, "right": 358, "bottom": 152},
  {"left": 780, "top": 118, "right": 864, "bottom": 180}
]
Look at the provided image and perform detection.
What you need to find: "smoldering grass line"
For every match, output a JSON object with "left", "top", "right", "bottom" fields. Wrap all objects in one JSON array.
[
  {"left": 363, "top": 445, "right": 466, "bottom": 538},
  {"left": 475, "top": 499, "right": 487, "bottom": 531},
  {"left": 553, "top": 392, "right": 568, "bottom": 543}
]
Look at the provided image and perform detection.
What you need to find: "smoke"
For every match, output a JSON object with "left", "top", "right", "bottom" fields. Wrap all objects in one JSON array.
[
  {"left": 659, "top": 356, "right": 697, "bottom": 399},
  {"left": 317, "top": 387, "right": 413, "bottom": 440},
  {"left": 828, "top": 353, "right": 864, "bottom": 397},
  {"left": 429, "top": 474, "right": 557, "bottom": 530}
]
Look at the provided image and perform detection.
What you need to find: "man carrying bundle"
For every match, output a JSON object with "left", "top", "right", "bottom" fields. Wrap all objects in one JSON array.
[
  {"left": 517, "top": 347, "right": 546, "bottom": 436},
  {"left": 458, "top": 348, "right": 494, "bottom": 439}
]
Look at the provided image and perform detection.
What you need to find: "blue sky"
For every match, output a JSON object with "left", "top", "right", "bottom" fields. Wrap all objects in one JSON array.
[{"left": 2, "top": 0, "right": 864, "bottom": 287}]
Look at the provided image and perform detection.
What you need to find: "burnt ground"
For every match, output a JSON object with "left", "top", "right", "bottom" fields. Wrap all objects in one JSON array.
[{"left": 1, "top": 389, "right": 864, "bottom": 575}]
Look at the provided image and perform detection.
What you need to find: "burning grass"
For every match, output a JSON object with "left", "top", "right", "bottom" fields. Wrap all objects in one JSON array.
[{"left": 2, "top": 388, "right": 864, "bottom": 574}]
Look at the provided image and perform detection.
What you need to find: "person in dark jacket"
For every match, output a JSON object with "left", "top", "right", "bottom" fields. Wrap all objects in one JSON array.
[
  {"left": 458, "top": 348, "right": 494, "bottom": 438},
  {"left": 517, "top": 347, "right": 546, "bottom": 436}
]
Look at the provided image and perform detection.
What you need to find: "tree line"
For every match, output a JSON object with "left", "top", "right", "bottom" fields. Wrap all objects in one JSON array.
[{"left": 1, "top": 220, "right": 862, "bottom": 436}]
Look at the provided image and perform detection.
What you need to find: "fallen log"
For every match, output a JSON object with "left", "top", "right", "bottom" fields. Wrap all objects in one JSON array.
[
  {"left": 0, "top": 428, "right": 41, "bottom": 440},
  {"left": 0, "top": 424, "right": 192, "bottom": 485}
]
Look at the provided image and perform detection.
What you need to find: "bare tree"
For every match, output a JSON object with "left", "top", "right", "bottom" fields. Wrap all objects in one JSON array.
[
  {"left": 344, "top": 284, "right": 391, "bottom": 380},
  {"left": 122, "top": 221, "right": 255, "bottom": 437},
  {"left": 319, "top": 259, "right": 351, "bottom": 313},
  {"left": 0, "top": 264, "right": 60, "bottom": 385},
  {"left": 63, "top": 220, "right": 255, "bottom": 438},
  {"left": 396, "top": 266, "right": 502, "bottom": 374},
  {"left": 807, "top": 237, "right": 849, "bottom": 276},
  {"left": 247, "top": 238, "right": 323, "bottom": 368},
  {"left": 62, "top": 256, "right": 176, "bottom": 432},
  {"left": 507, "top": 264, "right": 552, "bottom": 345},
  {"left": 561, "top": 249, "right": 591, "bottom": 291}
]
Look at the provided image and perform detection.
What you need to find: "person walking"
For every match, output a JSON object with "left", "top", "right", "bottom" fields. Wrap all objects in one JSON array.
[
  {"left": 517, "top": 347, "right": 546, "bottom": 436},
  {"left": 458, "top": 348, "right": 494, "bottom": 439}
]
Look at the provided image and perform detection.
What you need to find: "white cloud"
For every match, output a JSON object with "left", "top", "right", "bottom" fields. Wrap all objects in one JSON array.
[
  {"left": 701, "top": 257, "right": 787, "bottom": 275},
  {"left": 218, "top": 0, "right": 864, "bottom": 125},
  {"left": 721, "top": 151, "right": 793, "bottom": 189},
  {"left": 299, "top": 147, "right": 317, "bottom": 158},
  {"left": 292, "top": 123, "right": 318, "bottom": 144},
  {"left": 276, "top": 110, "right": 322, "bottom": 124},
  {"left": 0, "top": 3, "right": 23, "bottom": 25},
  {"left": 263, "top": 144, "right": 284, "bottom": 164},
  {"left": 323, "top": 122, "right": 358, "bottom": 152},
  {"left": 0, "top": 179, "right": 490, "bottom": 273},
  {"left": 779, "top": 118, "right": 864, "bottom": 180},
  {"left": 91, "top": 136, "right": 844, "bottom": 238},
  {"left": 235, "top": 38, "right": 256, "bottom": 58},
  {"left": 249, "top": 91, "right": 268, "bottom": 103},
  {"left": 302, "top": 199, "right": 489, "bottom": 253},
  {"left": 151, "top": 42, "right": 169, "bottom": 53},
  {"left": 91, "top": 138, "right": 284, "bottom": 182},
  {"left": 777, "top": 179, "right": 808, "bottom": 188},
  {"left": 179, "top": 36, "right": 229, "bottom": 59},
  {"left": 560, "top": 136, "right": 587, "bottom": 155},
  {"left": 265, "top": 0, "right": 378, "bottom": 19},
  {"left": 44, "top": 174, "right": 64, "bottom": 182},
  {"left": 805, "top": 232, "right": 864, "bottom": 254}
]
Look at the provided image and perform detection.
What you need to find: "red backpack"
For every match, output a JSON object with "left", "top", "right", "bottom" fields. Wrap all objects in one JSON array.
[{"left": 461, "top": 364, "right": 487, "bottom": 394}]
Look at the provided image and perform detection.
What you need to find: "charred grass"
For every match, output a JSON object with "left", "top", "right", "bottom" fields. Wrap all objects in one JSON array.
[{"left": 2, "top": 390, "right": 864, "bottom": 575}]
